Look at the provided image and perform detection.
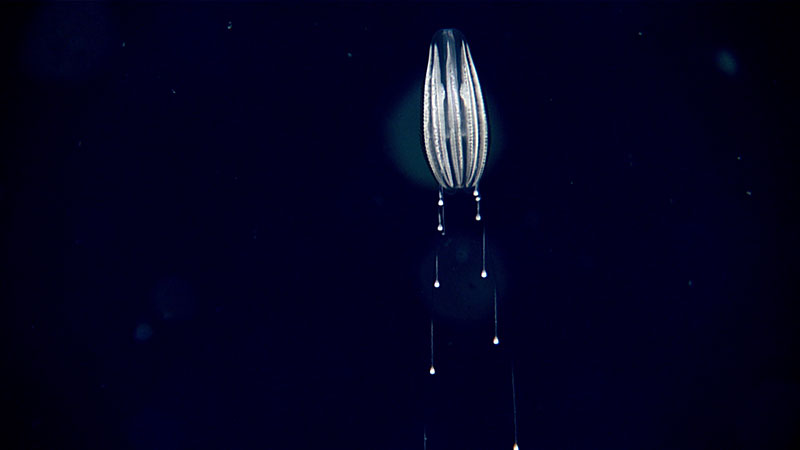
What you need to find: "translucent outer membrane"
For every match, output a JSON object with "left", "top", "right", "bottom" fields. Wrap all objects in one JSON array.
[{"left": 423, "top": 29, "right": 489, "bottom": 191}]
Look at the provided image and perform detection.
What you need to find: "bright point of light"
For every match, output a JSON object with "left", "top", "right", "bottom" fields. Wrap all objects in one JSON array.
[
  {"left": 429, "top": 366, "right": 436, "bottom": 375},
  {"left": 475, "top": 214, "right": 482, "bottom": 221},
  {"left": 493, "top": 336, "right": 499, "bottom": 345},
  {"left": 475, "top": 196, "right": 481, "bottom": 202},
  {"left": 437, "top": 224, "right": 443, "bottom": 232},
  {"left": 513, "top": 444, "right": 519, "bottom": 450},
  {"left": 438, "top": 199, "right": 444, "bottom": 206},
  {"left": 481, "top": 270, "right": 488, "bottom": 278},
  {"left": 434, "top": 280, "right": 440, "bottom": 288}
]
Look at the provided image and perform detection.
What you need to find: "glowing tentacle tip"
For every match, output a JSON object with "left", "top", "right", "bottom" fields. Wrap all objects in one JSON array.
[
  {"left": 437, "top": 224, "right": 443, "bottom": 232},
  {"left": 434, "top": 280, "right": 440, "bottom": 288},
  {"left": 429, "top": 366, "right": 436, "bottom": 375},
  {"left": 473, "top": 189, "right": 479, "bottom": 197},
  {"left": 475, "top": 196, "right": 481, "bottom": 202},
  {"left": 438, "top": 199, "right": 444, "bottom": 206},
  {"left": 481, "top": 270, "right": 488, "bottom": 278},
  {"left": 513, "top": 444, "right": 519, "bottom": 450},
  {"left": 493, "top": 336, "right": 499, "bottom": 345},
  {"left": 475, "top": 214, "right": 482, "bottom": 221}
]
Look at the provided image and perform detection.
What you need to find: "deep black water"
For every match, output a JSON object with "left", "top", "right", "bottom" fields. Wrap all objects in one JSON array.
[{"left": 1, "top": 2, "right": 798, "bottom": 449}]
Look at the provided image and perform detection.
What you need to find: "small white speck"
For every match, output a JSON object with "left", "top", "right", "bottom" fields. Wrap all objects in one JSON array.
[
  {"left": 171, "top": 88, "right": 176, "bottom": 95},
  {"left": 746, "top": 190, "right": 752, "bottom": 196},
  {"left": 737, "top": 155, "right": 742, "bottom": 161},
  {"left": 227, "top": 21, "right": 233, "bottom": 30},
  {"left": 638, "top": 31, "right": 643, "bottom": 36},
  {"left": 347, "top": 52, "right": 353, "bottom": 58}
]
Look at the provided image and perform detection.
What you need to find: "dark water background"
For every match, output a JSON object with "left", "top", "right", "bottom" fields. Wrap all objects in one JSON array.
[{"left": 1, "top": 2, "right": 798, "bottom": 449}]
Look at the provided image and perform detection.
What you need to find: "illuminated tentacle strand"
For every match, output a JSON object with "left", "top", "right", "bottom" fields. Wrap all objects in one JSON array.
[
  {"left": 511, "top": 362, "right": 519, "bottom": 450},
  {"left": 474, "top": 186, "right": 481, "bottom": 221},
  {"left": 440, "top": 196, "right": 445, "bottom": 236},
  {"left": 481, "top": 224, "right": 488, "bottom": 278},
  {"left": 434, "top": 251, "right": 440, "bottom": 288},
  {"left": 437, "top": 188, "right": 445, "bottom": 234},
  {"left": 429, "top": 319, "right": 436, "bottom": 375},
  {"left": 493, "top": 287, "right": 499, "bottom": 345}
]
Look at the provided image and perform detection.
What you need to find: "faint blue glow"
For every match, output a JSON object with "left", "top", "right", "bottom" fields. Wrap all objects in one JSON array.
[
  {"left": 134, "top": 323, "right": 153, "bottom": 341},
  {"left": 716, "top": 50, "right": 738, "bottom": 76},
  {"left": 22, "top": 5, "right": 118, "bottom": 82},
  {"left": 154, "top": 277, "right": 194, "bottom": 320}
]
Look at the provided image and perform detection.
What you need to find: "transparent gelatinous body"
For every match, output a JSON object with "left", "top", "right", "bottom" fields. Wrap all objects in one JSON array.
[{"left": 423, "top": 29, "right": 489, "bottom": 191}]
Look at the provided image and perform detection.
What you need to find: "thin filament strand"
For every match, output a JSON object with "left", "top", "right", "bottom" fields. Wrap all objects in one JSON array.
[{"left": 512, "top": 362, "right": 519, "bottom": 445}]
